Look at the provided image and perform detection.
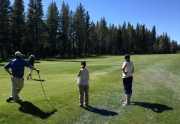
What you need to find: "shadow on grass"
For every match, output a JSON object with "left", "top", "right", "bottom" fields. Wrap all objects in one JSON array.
[
  {"left": 18, "top": 101, "right": 56, "bottom": 119},
  {"left": 83, "top": 106, "right": 118, "bottom": 116},
  {"left": 131, "top": 102, "right": 173, "bottom": 113},
  {"left": 31, "top": 78, "right": 45, "bottom": 82}
]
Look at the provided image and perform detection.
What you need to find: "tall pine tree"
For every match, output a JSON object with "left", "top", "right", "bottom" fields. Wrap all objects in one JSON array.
[
  {"left": 23, "top": 0, "right": 43, "bottom": 59},
  {"left": 46, "top": 1, "right": 59, "bottom": 57},
  {"left": 10, "top": 0, "right": 25, "bottom": 52},
  {"left": 0, "top": 0, "right": 11, "bottom": 60},
  {"left": 74, "top": 3, "right": 86, "bottom": 56},
  {"left": 59, "top": 1, "right": 70, "bottom": 58}
]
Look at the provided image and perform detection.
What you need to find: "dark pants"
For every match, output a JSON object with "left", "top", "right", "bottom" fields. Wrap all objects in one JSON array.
[{"left": 123, "top": 76, "right": 133, "bottom": 94}]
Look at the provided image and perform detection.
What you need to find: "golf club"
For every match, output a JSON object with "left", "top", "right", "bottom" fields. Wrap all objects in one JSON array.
[{"left": 37, "top": 72, "right": 57, "bottom": 111}]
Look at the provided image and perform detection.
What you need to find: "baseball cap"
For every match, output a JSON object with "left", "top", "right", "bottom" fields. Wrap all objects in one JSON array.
[
  {"left": 15, "top": 51, "right": 23, "bottom": 56},
  {"left": 30, "top": 55, "right": 35, "bottom": 57}
]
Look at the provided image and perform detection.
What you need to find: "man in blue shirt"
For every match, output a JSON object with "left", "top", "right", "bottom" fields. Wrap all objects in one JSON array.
[{"left": 4, "top": 51, "right": 40, "bottom": 102}]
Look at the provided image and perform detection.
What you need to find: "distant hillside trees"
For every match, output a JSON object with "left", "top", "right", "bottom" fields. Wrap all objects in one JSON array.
[{"left": 0, "top": 0, "right": 179, "bottom": 60}]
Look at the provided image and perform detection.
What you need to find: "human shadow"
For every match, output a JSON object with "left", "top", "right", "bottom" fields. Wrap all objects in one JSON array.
[
  {"left": 83, "top": 106, "right": 118, "bottom": 116},
  {"left": 131, "top": 102, "right": 173, "bottom": 113},
  {"left": 18, "top": 101, "right": 56, "bottom": 119},
  {"left": 31, "top": 78, "right": 45, "bottom": 82}
]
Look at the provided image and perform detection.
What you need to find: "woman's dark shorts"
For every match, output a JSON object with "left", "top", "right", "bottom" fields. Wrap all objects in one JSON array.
[{"left": 123, "top": 76, "right": 133, "bottom": 94}]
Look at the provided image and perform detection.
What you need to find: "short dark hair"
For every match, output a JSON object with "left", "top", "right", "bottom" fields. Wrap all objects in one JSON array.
[
  {"left": 81, "top": 61, "right": 86, "bottom": 66},
  {"left": 124, "top": 54, "right": 130, "bottom": 60}
]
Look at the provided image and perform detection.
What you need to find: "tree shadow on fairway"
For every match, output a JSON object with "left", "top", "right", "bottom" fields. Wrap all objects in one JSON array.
[
  {"left": 131, "top": 102, "right": 173, "bottom": 113},
  {"left": 83, "top": 106, "right": 118, "bottom": 116},
  {"left": 18, "top": 101, "right": 56, "bottom": 119}
]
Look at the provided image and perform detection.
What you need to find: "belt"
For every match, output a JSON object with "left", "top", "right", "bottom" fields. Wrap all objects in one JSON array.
[{"left": 13, "top": 76, "right": 23, "bottom": 78}]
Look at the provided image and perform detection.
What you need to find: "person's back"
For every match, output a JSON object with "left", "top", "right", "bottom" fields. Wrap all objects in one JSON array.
[
  {"left": 122, "top": 61, "right": 134, "bottom": 78},
  {"left": 6, "top": 57, "right": 28, "bottom": 77},
  {"left": 79, "top": 68, "right": 90, "bottom": 85}
]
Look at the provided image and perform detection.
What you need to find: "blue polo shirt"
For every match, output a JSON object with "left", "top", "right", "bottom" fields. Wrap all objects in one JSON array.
[{"left": 4, "top": 57, "right": 30, "bottom": 77}]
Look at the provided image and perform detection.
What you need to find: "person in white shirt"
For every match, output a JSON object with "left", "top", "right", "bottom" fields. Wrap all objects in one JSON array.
[
  {"left": 76, "top": 61, "right": 90, "bottom": 107},
  {"left": 122, "top": 54, "right": 134, "bottom": 106}
]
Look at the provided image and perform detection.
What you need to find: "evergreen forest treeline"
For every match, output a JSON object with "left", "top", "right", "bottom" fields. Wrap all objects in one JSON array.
[{"left": 0, "top": 0, "right": 179, "bottom": 60}]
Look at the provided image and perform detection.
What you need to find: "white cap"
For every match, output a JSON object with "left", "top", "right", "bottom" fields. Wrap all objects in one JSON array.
[
  {"left": 15, "top": 51, "right": 23, "bottom": 56},
  {"left": 31, "top": 55, "right": 35, "bottom": 57}
]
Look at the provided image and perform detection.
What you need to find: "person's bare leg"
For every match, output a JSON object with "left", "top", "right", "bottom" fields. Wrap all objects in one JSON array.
[
  {"left": 29, "top": 73, "right": 32, "bottom": 79},
  {"left": 126, "top": 94, "right": 132, "bottom": 104}
]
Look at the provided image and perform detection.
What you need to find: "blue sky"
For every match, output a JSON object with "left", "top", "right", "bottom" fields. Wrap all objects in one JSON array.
[{"left": 10, "top": 0, "right": 180, "bottom": 44}]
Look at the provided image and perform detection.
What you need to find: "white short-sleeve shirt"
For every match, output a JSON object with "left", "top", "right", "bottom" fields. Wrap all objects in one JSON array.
[
  {"left": 122, "top": 61, "right": 134, "bottom": 78},
  {"left": 77, "top": 68, "right": 90, "bottom": 85}
]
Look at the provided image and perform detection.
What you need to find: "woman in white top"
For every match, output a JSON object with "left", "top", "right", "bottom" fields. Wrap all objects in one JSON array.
[
  {"left": 77, "top": 61, "right": 90, "bottom": 107},
  {"left": 122, "top": 54, "right": 134, "bottom": 106}
]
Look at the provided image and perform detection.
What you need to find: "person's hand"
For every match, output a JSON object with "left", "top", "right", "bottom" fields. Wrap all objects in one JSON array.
[{"left": 124, "top": 72, "right": 128, "bottom": 74}]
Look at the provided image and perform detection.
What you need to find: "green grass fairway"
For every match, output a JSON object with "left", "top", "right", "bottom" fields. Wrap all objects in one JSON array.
[{"left": 0, "top": 54, "right": 180, "bottom": 124}]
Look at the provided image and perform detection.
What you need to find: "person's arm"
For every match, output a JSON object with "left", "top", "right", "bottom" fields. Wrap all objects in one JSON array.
[
  {"left": 77, "top": 70, "right": 81, "bottom": 77},
  {"left": 29, "top": 65, "right": 39, "bottom": 73},
  {"left": 132, "top": 67, "right": 134, "bottom": 73},
  {"left": 4, "top": 68, "right": 12, "bottom": 75},
  {"left": 88, "top": 71, "right": 90, "bottom": 82},
  {"left": 122, "top": 62, "right": 127, "bottom": 74}
]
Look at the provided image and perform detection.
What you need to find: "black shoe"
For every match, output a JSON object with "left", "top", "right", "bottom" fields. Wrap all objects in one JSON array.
[{"left": 6, "top": 97, "right": 13, "bottom": 102}]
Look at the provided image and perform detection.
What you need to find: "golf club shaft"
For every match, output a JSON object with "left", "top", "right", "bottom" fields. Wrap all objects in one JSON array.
[{"left": 37, "top": 72, "right": 56, "bottom": 111}]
